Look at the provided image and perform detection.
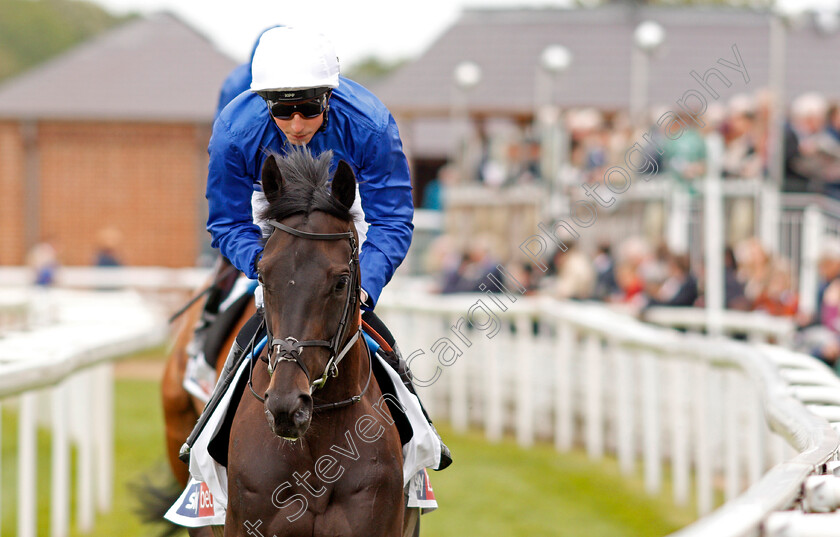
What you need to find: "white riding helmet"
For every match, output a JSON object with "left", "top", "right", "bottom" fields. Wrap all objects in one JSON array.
[{"left": 250, "top": 26, "right": 340, "bottom": 98}]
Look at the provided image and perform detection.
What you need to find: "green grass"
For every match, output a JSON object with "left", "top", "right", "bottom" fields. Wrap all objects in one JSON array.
[
  {"left": 423, "top": 426, "right": 696, "bottom": 537},
  {"left": 1, "top": 349, "right": 697, "bottom": 536}
]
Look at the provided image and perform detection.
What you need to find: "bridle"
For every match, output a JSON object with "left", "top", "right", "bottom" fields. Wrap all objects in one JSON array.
[{"left": 247, "top": 218, "right": 372, "bottom": 412}]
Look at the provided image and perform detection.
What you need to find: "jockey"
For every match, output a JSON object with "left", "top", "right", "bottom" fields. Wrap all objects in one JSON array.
[{"left": 180, "top": 26, "right": 450, "bottom": 470}]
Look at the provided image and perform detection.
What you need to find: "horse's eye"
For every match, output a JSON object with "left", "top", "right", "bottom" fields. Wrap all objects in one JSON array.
[{"left": 334, "top": 275, "right": 350, "bottom": 292}]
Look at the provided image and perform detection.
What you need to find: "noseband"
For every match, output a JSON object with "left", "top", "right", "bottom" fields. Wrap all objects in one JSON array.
[{"left": 249, "top": 218, "right": 371, "bottom": 411}]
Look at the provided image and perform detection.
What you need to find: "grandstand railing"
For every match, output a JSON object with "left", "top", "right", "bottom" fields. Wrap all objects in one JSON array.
[
  {"left": 377, "top": 289, "right": 840, "bottom": 536},
  {"left": 561, "top": 175, "right": 839, "bottom": 318},
  {"left": 642, "top": 306, "right": 797, "bottom": 346}
]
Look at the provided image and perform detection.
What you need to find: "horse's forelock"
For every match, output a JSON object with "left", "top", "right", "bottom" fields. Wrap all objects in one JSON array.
[{"left": 260, "top": 147, "right": 353, "bottom": 224}]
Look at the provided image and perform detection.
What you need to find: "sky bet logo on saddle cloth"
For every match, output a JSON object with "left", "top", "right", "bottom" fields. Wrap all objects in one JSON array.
[{"left": 167, "top": 478, "right": 226, "bottom": 527}]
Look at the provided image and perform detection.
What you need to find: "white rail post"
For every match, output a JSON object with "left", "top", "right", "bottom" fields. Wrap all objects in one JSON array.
[
  {"left": 409, "top": 311, "right": 436, "bottom": 419},
  {"left": 424, "top": 313, "right": 443, "bottom": 418},
  {"left": 614, "top": 342, "right": 635, "bottom": 476},
  {"left": 554, "top": 319, "right": 574, "bottom": 452},
  {"left": 670, "top": 360, "right": 690, "bottom": 506},
  {"left": 94, "top": 364, "right": 114, "bottom": 511},
  {"left": 641, "top": 352, "right": 661, "bottom": 494},
  {"left": 51, "top": 383, "right": 70, "bottom": 537},
  {"left": 723, "top": 369, "right": 741, "bottom": 501},
  {"left": 584, "top": 332, "right": 604, "bottom": 459},
  {"left": 704, "top": 133, "right": 725, "bottom": 337},
  {"left": 800, "top": 204, "right": 824, "bottom": 318},
  {"left": 694, "top": 360, "right": 714, "bottom": 515},
  {"left": 516, "top": 314, "right": 534, "bottom": 447},
  {"left": 760, "top": 181, "right": 781, "bottom": 256},
  {"left": 746, "top": 382, "right": 765, "bottom": 485},
  {"left": 484, "top": 320, "right": 503, "bottom": 442},
  {"left": 667, "top": 185, "right": 691, "bottom": 255},
  {"left": 76, "top": 371, "right": 94, "bottom": 532},
  {"left": 18, "top": 391, "right": 38, "bottom": 537},
  {"left": 450, "top": 314, "right": 469, "bottom": 432}
]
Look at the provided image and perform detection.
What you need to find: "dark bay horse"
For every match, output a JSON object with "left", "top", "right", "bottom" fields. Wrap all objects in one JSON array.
[{"left": 222, "top": 149, "right": 405, "bottom": 536}]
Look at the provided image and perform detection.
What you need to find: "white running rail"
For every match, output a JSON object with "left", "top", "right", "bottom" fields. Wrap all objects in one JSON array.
[
  {"left": 377, "top": 289, "right": 840, "bottom": 536},
  {"left": 0, "top": 288, "right": 168, "bottom": 537}
]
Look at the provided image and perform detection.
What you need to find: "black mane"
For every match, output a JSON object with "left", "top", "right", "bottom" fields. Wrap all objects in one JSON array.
[{"left": 260, "top": 147, "right": 354, "bottom": 224}]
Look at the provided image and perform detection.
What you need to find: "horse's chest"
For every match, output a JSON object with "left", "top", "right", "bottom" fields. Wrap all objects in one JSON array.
[{"left": 231, "top": 437, "right": 404, "bottom": 536}]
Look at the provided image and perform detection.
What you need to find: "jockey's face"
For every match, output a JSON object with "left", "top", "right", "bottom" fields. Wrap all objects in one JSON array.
[{"left": 273, "top": 112, "right": 324, "bottom": 146}]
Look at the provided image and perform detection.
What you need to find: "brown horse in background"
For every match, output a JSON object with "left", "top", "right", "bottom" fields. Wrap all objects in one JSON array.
[{"left": 161, "top": 269, "right": 254, "bottom": 488}]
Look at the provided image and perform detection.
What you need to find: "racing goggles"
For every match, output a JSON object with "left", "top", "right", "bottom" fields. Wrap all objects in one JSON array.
[{"left": 266, "top": 93, "right": 329, "bottom": 120}]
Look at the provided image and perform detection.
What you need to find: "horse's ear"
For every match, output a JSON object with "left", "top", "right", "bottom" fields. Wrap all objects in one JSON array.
[
  {"left": 331, "top": 160, "right": 356, "bottom": 209},
  {"left": 261, "top": 154, "right": 284, "bottom": 203}
]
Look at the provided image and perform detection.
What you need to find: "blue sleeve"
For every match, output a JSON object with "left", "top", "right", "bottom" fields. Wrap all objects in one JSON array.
[
  {"left": 358, "top": 115, "right": 414, "bottom": 307},
  {"left": 206, "top": 119, "right": 264, "bottom": 279}
]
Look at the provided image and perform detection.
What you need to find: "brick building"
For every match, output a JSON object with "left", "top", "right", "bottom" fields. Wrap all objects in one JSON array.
[{"left": 0, "top": 13, "right": 237, "bottom": 267}]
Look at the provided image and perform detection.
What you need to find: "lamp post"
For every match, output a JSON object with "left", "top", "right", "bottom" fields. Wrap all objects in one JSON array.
[
  {"left": 630, "top": 20, "right": 665, "bottom": 128},
  {"left": 451, "top": 61, "right": 482, "bottom": 184},
  {"left": 536, "top": 44, "right": 572, "bottom": 218},
  {"left": 761, "top": 7, "right": 798, "bottom": 257}
]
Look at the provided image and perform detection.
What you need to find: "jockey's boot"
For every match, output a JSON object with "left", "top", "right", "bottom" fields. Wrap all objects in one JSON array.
[
  {"left": 179, "top": 340, "right": 246, "bottom": 463},
  {"left": 183, "top": 311, "right": 219, "bottom": 402},
  {"left": 189, "top": 257, "right": 240, "bottom": 354}
]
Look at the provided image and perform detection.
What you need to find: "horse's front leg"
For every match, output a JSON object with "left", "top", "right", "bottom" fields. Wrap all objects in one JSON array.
[{"left": 402, "top": 507, "right": 419, "bottom": 537}]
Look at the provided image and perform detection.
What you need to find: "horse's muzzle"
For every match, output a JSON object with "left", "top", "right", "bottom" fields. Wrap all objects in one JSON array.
[{"left": 264, "top": 392, "right": 313, "bottom": 440}]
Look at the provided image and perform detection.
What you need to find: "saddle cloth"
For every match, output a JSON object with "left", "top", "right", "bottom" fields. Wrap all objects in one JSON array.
[{"left": 165, "top": 335, "right": 440, "bottom": 528}]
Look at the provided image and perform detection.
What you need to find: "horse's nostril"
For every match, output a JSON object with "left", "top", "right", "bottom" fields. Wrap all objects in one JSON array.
[
  {"left": 292, "top": 407, "right": 310, "bottom": 428},
  {"left": 292, "top": 395, "right": 312, "bottom": 427}
]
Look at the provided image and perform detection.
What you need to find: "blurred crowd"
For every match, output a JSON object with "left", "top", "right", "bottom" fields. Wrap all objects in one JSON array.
[
  {"left": 565, "top": 89, "right": 840, "bottom": 195},
  {"left": 426, "top": 89, "right": 840, "bottom": 200},
  {"left": 427, "top": 232, "right": 840, "bottom": 372},
  {"left": 420, "top": 87, "right": 840, "bottom": 376}
]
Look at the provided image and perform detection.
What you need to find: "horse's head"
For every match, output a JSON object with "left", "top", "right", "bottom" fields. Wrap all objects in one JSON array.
[{"left": 256, "top": 148, "right": 360, "bottom": 440}]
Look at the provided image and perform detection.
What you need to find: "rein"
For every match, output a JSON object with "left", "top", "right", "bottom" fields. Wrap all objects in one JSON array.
[{"left": 247, "top": 218, "right": 369, "bottom": 411}]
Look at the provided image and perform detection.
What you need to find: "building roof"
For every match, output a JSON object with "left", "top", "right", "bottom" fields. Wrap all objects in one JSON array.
[
  {"left": 0, "top": 12, "right": 238, "bottom": 123},
  {"left": 373, "top": 6, "right": 840, "bottom": 118}
]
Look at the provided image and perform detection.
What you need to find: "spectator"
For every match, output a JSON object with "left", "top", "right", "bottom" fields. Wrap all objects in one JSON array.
[
  {"left": 784, "top": 92, "right": 829, "bottom": 193},
  {"left": 722, "top": 94, "right": 763, "bottom": 179},
  {"left": 724, "top": 246, "right": 750, "bottom": 310},
  {"left": 93, "top": 227, "right": 123, "bottom": 267},
  {"left": 796, "top": 239, "right": 840, "bottom": 366},
  {"left": 439, "top": 238, "right": 503, "bottom": 294},
  {"left": 421, "top": 164, "right": 456, "bottom": 211},
  {"left": 646, "top": 253, "right": 698, "bottom": 307},
  {"left": 753, "top": 260, "right": 798, "bottom": 317},
  {"left": 735, "top": 236, "right": 772, "bottom": 305},
  {"left": 27, "top": 238, "right": 59, "bottom": 286},
  {"left": 612, "top": 261, "right": 646, "bottom": 306},
  {"left": 548, "top": 241, "right": 595, "bottom": 301},
  {"left": 662, "top": 111, "right": 706, "bottom": 185},
  {"left": 591, "top": 243, "right": 619, "bottom": 300}
]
